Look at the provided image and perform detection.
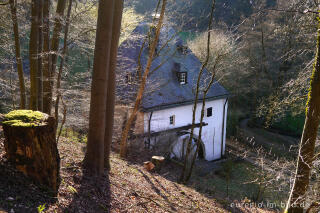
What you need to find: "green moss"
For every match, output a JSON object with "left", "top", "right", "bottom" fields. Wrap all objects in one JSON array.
[
  {"left": 3, "top": 110, "right": 46, "bottom": 127},
  {"left": 306, "top": 20, "right": 320, "bottom": 115}
]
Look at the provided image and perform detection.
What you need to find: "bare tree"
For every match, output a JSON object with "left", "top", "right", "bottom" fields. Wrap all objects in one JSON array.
[
  {"left": 84, "top": 0, "right": 116, "bottom": 175},
  {"left": 286, "top": 10, "right": 320, "bottom": 213},
  {"left": 119, "top": 0, "right": 167, "bottom": 158},
  {"left": 29, "top": 0, "right": 40, "bottom": 110},
  {"left": 55, "top": 0, "right": 73, "bottom": 128},
  {"left": 42, "top": 0, "right": 51, "bottom": 114},
  {"left": 9, "top": 0, "right": 26, "bottom": 109},
  {"left": 104, "top": 0, "right": 124, "bottom": 170},
  {"left": 37, "top": 0, "right": 43, "bottom": 111},
  {"left": 44, "top": 0, "right": 67, "bottom": 115},
  {"left": 179, "top": 0, "right": 216, "bottom": 183}
]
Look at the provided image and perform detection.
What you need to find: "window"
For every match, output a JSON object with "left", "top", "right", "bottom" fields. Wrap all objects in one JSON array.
[
  {"left": 169, "top": 115, "right": 175, "bottom": 125},
  {"left": 178, "top": 72, "right": 187, "bottom": 85},
  {"left": 207, "top": 107, "right": 212, "bottom": 117},
  {"left": 125, "top": 73, "right": 133, "bottom": 84}
]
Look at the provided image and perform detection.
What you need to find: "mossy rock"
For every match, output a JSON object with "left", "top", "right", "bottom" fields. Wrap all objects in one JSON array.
[{"left": 2, "top": 110, "right": 48, "bottom": 127}]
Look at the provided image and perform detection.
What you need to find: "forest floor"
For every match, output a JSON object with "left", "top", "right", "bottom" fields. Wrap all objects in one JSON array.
[{"left": 0, "top": 125, "right": 281, "bottom": 213}]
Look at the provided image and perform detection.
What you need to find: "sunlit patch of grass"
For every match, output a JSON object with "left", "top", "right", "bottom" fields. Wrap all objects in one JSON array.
[
  {"left": 120, "top": 8, "right": 144, "bottom": 43},
  {"left": 58, "top": 127, "right": 87, "bottom": 143}
]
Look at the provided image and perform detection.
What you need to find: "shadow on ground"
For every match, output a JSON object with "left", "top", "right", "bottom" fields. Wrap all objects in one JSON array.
[
  {"left": 121, "top": 143, "right": 281, "bottom": 213},
  {"left": 62, "top": 167, "right": 111, "bottom": 213},
  {"left": 135, "top": 161, "right": 252, "bottom": 213},
  {"left": 0, "top": 158, "right": 57, "bottom": 212}
]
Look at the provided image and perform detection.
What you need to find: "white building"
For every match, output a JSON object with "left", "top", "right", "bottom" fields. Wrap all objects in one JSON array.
[{"left": 116, "top": 23, "right": 229, "bottom": 161}]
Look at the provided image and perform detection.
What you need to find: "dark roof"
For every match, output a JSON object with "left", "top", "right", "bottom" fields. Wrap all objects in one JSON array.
[{"left": 116, "top": 22, "right": 229, "bottom": 112}]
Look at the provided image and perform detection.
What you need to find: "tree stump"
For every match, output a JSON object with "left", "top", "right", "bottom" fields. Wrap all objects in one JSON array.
[
  {"left": 151, "top": 156, "right": 165, "bottom": 172},
  {"left": 144, "top": 161, "right": 155, "bottom": 171},
  {"left": 2, "top": 110, "right": 60, "bottom": 193}
]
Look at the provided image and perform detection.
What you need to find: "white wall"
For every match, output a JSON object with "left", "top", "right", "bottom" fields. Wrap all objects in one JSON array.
[{"left": 144, "top": 98, "right": 228, "bottom": 161}]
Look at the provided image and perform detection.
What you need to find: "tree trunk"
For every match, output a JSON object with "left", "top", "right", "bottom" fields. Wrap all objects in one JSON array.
[
  {"left": 45, "top": 0, "right": 67, "bottom": 115},
  {"left": 84, "top": 0, "right": 115, "bottom": 176},
  {"left": 29, "top": 0, "right": 40, "bottom": 110},
  {"left": 9, "top": 0, "right": 26, "bottom": 109},
  {"left": 179, "top": 0, "right": 215, "bottom": 183},
  {"left": 55, "top": 0, "right": 73, "bottom": 129},
  {"left": 42, "top": 0, "right": 51, "bottom": 114},
  {"left": 37, "top": 0, "right": 43, "bottom": 111},
  {"left": 119, "top": 0, "right": 167, "bottom": 158},
  {"left": 285, "top": 18, "right": 320, "bottom": 213},
  {"left": 2, "top": 113, "right": 60, "bottom": 193},
  {"left": 184, "top": 73, "right": 215, "bottom": 182},
  {"left": 147, "top": 111, "right": 153, "bottom": 149},
  {"left": 104, "top": 0, "right": 123, "bottom": 170}
]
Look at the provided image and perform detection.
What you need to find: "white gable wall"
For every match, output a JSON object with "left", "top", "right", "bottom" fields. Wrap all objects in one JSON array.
[{"left": 144, "top": 98, "right": 228, "bottom": 161}]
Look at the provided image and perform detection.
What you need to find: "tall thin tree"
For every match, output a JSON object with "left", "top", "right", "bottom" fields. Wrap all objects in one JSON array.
[
  {"left": 179, "top": 0, "right": 215, "bottom": 183},
  {"left": 42, "top": 0, "right": 51, "bottom": 114},
  {"left": 37, "top": 0, "right": 43, "bottom": 111},
  {"left": 29, "top": 0, "right": 40, "bottom": 110},
  {"left": 55, "top": 0, "right": 73, "bottom": 128},
  {"left": 286, "top": 11, "right": 320, "bottom": 213},
  {"left": 44, "top": 0, "right": 67, "bottom": 115},
  {"left": 9, "top": 0, "right": 26, "bottom": 109},
  {"left": 104, "top": 0, "right": 124, "bottom": 170},
  {"left": 119, "top": 0, "right": 167, "bottom": 158},
  {"left": 84, "top": 0, "right": 115, "bottom": 175}
]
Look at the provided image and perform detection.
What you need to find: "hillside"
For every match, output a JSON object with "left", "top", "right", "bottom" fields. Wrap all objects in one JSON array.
[
  {"left": 126, "top": 0, "right": 276, "bottom": 30},
  {"left": 0, "top": 130, "right": 276, "bottom": 213},
  {"left": 1, "top": 0, "right": 320, "bottom": 212}
]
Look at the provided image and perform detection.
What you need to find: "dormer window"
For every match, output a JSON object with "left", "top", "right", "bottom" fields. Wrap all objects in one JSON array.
[
  {"left": 173, "top": 62, "right": 187, "bottom": 84},
  {"left": 125, "top": 73, "right": 133, "bottom": 84},
  {"left": 178, "top": 72, "right": 187, "bottom": 85}
]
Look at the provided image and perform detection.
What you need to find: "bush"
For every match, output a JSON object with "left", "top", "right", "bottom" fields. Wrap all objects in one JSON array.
[{"left": 271, "top": 113, "right": 305, "bottom": 136}]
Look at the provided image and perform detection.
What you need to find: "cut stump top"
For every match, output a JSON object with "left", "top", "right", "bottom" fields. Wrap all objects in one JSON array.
[
  {"left": 151, "top": 156, "right": 165, "bottom": 161},
  {"left": 2, "top": 110, "right": 49, "bottom": 127}
]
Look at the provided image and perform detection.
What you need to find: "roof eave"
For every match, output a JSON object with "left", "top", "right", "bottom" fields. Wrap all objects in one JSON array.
[{"left": 141, "top": 93, "right": 229, "bottom": 112}]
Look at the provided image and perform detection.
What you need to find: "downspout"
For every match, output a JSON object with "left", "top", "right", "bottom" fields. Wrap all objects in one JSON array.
[
  {"left": 147, "top": 111, "right": 153, "bottom": 149},
  {"left": 221, "top": 98, "right": 228, "bottom": 158}
]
